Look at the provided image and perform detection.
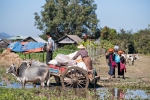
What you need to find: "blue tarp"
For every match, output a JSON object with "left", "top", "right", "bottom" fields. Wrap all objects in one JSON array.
[{"left": 7, "top": 42, "right": 45, "bottom": 52}]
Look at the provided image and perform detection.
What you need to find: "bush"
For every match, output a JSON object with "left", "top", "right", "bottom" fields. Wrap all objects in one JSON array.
[
  {"left": 16, "top": 45, "right": 78, "bottom": 62},
  {"left": 0, "top": 49, "right": 4, "bottom": 53},
  {"left": 62, "top": 44, "right": 78, "bottom": 50}
]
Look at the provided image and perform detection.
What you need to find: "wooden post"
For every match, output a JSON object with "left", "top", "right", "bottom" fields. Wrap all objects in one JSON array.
[
  {"left": 38, "top": 53, "right": 40, "bottom": 61},
  {"left": 29, "top": 53, "right": 31, "bottom": 59},
  {"left": 43, "top": 51, "right": 44, "bottom": 62},
  {"left": 24, "top": 54, "right": 26, "bottom": 60},
  {"left": 90, "top": 46, "right": 92, "bottom": 57}
]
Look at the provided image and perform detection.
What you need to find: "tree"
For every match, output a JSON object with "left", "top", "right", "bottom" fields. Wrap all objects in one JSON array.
[
  {"left": 100, "top": 26, "right": 117, "bottom": 41},
  {"left": 133, "top": 28, "right": 150, "bottom": 54},
  {"left": 94, "top": 28, "right": 100, "bottom": 39},
  {"left": 34, "top": 0, "right": 99, "bottom": 40},
  {"left": 117, "top": 29, "right": 134, "bottom": 53}
]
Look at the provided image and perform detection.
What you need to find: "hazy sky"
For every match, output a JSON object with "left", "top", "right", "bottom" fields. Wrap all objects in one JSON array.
[{"left": 0, "top": 0, "right": 150, "bottom": 36}]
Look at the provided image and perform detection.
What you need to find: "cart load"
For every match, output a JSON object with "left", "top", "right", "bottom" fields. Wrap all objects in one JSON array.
[
  {"left": 48, "top": 52, "right": 88, "bottom": 71},
  {"left": 48, "top": 51, "right": 100, "bottom": 89}
]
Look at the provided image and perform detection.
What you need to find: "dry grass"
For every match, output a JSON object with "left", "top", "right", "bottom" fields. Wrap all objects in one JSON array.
[{"left": 0, "top": 50, "right": 22, "bottom": 67}]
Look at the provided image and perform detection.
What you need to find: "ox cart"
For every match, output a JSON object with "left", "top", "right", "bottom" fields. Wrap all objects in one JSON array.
[{"left": 48, "top": 64, "right": 100, "bottom": 89}]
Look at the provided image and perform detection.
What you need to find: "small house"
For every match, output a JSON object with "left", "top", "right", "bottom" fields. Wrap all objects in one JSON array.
[
  {"left": 57, "top": 35, "right": 83, "bottom": 47},
  {"left": 0, "top": 39, "right": 11, "bottom": 48},
  {"left": 23, "top": 36, "right": 47, "bottom": 43},
  {"left": 8, "top": 36, "right": 47, "bottom": 44}
]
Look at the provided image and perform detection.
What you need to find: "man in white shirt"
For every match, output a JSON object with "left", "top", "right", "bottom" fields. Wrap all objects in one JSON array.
[{"left": 46, "top": 32, "right": 54, "bottom": 65}]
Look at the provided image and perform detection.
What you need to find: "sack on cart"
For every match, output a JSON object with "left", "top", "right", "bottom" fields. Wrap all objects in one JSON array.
[{"left": 55, "top": 54, "right": 76, "bottom": 66}]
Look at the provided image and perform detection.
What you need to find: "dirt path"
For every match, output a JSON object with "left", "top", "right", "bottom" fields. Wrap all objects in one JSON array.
[{"left": 94, "top": 54, "right": 150, "bottom": 85}]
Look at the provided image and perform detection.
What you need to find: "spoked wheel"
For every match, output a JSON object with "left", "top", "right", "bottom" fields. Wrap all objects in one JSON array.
[{"left": 61, "top": 66, "right": 89, "bottom": 89}]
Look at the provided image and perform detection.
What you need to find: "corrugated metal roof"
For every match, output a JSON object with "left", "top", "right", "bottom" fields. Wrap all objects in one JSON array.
[
  {"left": 1, "top": 39, "right": 11, "bottom": 44},
  {"left": 67, "top": 35, "right": 83, "bottom": 44},
  {"left": 58, "top": 35, "right": 83, "bottom": 44},
  {"left": 0, "top": 39, "right": 11, "bottom": 48},
  {"left": 22, "top": 36, "right": 47, "bottom": 43},
  {"left": 8, "top": 35, "right": 47, "bottom": 43},
  {"left": 31, "top": 37, "right": 47, "bottom": 43}
]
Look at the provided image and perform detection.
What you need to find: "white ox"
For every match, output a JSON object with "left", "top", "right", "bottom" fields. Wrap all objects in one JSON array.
[
  {"left": 6, "top": 62, "right": 50, "bottom": 88},
  {"left": 122, "top": 54, "right": 139, "bottom": 65}
]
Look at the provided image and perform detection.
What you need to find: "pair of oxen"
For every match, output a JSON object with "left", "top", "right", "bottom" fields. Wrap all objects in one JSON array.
[{"left": 6, "top": 60, "right": 50, "bottom": 88}]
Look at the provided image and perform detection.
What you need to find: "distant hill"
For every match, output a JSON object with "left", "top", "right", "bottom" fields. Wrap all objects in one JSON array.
[{"left": 0, "top": 32, "right": 12, "bottom": 39}]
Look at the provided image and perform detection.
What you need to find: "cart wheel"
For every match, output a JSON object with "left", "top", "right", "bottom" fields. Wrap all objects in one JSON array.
[{"left": 61, "top": 66, "right": 89, "bottom": 89}]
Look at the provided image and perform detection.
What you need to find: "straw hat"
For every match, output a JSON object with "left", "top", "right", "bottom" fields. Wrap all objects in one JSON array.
[
  {"left": 108, "top": 48, "right": 114, "bottom": 52},
  {"left": 77, "top": 44, "right": 86, "bottom": 49}
]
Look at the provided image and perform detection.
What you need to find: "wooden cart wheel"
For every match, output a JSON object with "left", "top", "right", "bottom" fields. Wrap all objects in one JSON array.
[{"left": 61, "top": 66, "right": 89, "bottom": 89}]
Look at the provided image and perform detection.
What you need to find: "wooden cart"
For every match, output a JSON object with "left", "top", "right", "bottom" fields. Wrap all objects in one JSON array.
[{"left": 48, "top": 64, "right": 100, "bottom": 89}]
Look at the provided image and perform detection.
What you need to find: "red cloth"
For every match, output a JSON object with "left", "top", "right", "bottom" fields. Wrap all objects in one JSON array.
[
  {"left": 110, "top": 54, "right": 116, "bottom": 68},
  {"left": 120, "top": 62, "right": 126, "bottom": 72}
]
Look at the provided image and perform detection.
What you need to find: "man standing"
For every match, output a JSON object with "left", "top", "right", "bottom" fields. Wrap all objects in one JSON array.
[{"left": 46, "top": 32, "right": 54, "bottom": 65}]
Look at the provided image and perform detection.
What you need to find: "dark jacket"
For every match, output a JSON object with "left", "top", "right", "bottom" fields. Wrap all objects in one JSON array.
[
  {"left": 106, "top": 53, "right": 115, "bottom": 64},
  {"left": 72, "top": 49, "right": 88, "bottom": 60}
]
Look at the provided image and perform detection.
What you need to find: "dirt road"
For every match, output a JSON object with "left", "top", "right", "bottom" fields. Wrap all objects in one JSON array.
[{"left": 94, "top": 54, "right": 150, "bottom": 85}]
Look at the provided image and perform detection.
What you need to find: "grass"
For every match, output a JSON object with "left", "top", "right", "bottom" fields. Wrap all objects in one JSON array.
[
  {"left": 0, "top": 87, "right": 149, "bottom": 100},
  {"left": 16, "top": 48, "right": 77, "bottom": 63},
  {"left": 0, "top": 87, "right": 97, "bottom": 100}
]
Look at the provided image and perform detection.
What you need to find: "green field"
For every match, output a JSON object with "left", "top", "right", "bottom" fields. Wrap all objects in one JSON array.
[{"left": 15, "top": 48, "right": 77, "bottom": 63}]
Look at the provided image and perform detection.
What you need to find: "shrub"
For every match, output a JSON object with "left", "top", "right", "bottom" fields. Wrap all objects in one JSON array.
[
  {"left": 0, "top": 49, "right": 4, "bottom": 53},
  {"left": 62, "top": 44, "right": 78, "bottom": 50}
]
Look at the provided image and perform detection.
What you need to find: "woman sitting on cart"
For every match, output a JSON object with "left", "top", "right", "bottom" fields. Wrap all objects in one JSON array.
[{"left": 72, "top": 44, "right": 93, "bottom": 71}]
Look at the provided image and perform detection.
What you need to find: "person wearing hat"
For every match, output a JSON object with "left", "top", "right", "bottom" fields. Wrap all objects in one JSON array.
[
  {"left": 118, "top": 50, "right": 126, "bottom": 79},
  {"left": 72, "top": 44, "right": 92, "bottom": 71},
  {"left": 114, "top": 44, "right": 119, "bottom": 53},
  {"left": 106, "top": 48, "right": 116, "bottom": 79}
]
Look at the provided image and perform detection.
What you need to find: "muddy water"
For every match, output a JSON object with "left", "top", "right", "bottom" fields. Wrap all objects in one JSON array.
[
  {"left": 0, "top": 81, "right": 150, "bottom": 99},
  {"left": 96, "top": 88, "right": 149, "bottom": 99}
]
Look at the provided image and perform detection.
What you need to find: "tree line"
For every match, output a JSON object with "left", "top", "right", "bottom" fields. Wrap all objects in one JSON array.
[
  {"left": 98, "top": 26, "right": 150, "bottom": 54},
  {"left": 34, "top": 0, "right": 150, "bottom": 54}
]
